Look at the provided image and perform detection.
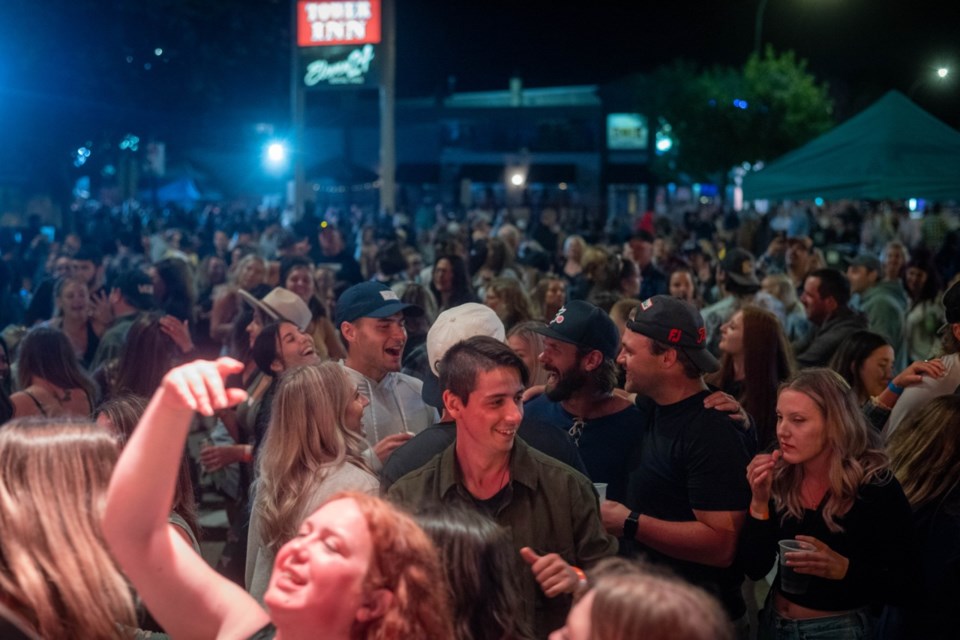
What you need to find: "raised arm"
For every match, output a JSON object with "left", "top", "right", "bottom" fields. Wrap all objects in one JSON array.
[{"left": 102, "top": 359, "right": 269, "bottom": 640}]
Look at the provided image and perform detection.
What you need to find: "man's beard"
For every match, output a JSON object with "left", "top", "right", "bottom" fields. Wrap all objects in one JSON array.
[{"left": 545, "top": 365, "right": 589, "bottom": 402}]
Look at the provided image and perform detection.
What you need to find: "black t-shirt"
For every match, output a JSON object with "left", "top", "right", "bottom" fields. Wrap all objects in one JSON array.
[
  {"left": 626, "top": 390, "right": 753, "bottom": 619},
  {"left": 522, "top": 395, "right": 644, "bottom": 503}
]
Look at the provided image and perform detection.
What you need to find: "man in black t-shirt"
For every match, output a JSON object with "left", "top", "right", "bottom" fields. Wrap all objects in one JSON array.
[{"left": 601, "top": 295, "right": 752, "bottom": 629}]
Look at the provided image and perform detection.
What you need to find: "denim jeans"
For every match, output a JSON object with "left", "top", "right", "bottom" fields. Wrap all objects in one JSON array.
[{"left": 759, "top": 604, "right": 875, "bottom": 640}]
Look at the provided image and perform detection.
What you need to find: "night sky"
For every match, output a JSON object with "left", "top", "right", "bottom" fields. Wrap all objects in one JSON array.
[{"left": 0, "top": 0, "right": 956, "bottom": 185}]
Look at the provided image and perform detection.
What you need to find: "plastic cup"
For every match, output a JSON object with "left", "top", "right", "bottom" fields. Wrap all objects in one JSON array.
[
  {"left": 778, "top": 539, "right": 815, "bottom": 594},
  {"left": 593, "top": 483, "right": 608, "bottom": 501}
]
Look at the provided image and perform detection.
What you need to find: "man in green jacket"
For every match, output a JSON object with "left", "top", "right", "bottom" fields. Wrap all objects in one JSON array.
[{"left": 388, "top": 336, "right": 616, "bottom": 638}]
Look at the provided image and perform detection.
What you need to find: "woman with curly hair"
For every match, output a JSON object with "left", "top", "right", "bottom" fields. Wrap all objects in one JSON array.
[
  {"left": 0, "top": 419, "right": 137, "bottom": 639},
  {"left": 740, "top": 369, "right": 916, "bottom": 639},
  {"left": 103, "top": 358, "right": 454, "bottom": 640},
  {"left": 246, "top": 361, "right": 378, "bottom": 601}
]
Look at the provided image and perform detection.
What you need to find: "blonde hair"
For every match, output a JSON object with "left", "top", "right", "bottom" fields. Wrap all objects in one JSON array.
[
  {"left": 888, "top": 395, "right": 960, "bottom": 509},
  {"left": 254, "top": 363, "right": 370, "bottom": 552},
  {"left": 772, "top": 369, "right": 890, "bottom": 532},
  {"left": 588, "top": 558, "right": 732, "bottom": 640},
  {"left": 506, "top": 321, "right": 549, "bottom": 387},
  {"left": 0, "top": 419, "right": 136, "bottom": 639}
]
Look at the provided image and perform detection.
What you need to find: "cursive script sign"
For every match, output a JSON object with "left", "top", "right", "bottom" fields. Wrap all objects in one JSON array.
[{"left": 304, "top": 44, "right": 376, "bottom": 87}]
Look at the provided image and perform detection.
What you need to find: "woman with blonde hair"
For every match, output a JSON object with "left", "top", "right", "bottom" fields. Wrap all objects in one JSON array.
[
  {"left": 0, "top": 419, "right": 136, "bottom": 639},
  {"left": 209, "top": 253, "right": 267, "bottom": 345},
  {"left": 103, "top": 359, "right": 453, "bottom": 640},
  {"left": 551, "top": 558, "right": 731, "bottom": 640},
  {"left": 506, "top": 321, "right": 550, "bottom": 387},
  {"left": 886, "top": 394, "right": 960, "bottom": 639},
  {"left": 45, "top": 276, "right": 106, "bottom": 370},
  {"left": 741, "top": 369, "right": 916, "bottom": 639},
  {"left": 247, "top": 361, "right": 378, "bottom": 601}
]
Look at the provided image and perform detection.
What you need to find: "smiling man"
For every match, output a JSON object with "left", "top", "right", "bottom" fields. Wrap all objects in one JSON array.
[
  {"left": 388, "top": 336, "right": 616, "bottom": 638},
  {"left": 336, "top": 282, "right": 437, "bottom": 467},
  {"left": 523, "top": 300, "right": 642, "bottom": 502}
]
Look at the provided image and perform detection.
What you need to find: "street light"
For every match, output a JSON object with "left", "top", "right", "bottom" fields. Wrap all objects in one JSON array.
[
  {"left": 909, "top": 66, "right": 952, "bottom": 98},
  {"left": 264, "top": 140, "right": 289, "bottom": 173}
]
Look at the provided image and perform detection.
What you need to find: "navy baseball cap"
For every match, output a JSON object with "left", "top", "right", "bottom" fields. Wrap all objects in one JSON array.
[
  {"left": 626, "top": 295, "right": 719, "bottom": 373},
  {"left": 532, "top": 300, "right": 621, "bottom": 360},
  {"left": 335, "top": 282, "right": 423, "bottom": 327}
]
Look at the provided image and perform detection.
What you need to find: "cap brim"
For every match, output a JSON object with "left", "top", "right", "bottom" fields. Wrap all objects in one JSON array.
[
  {"left": 681, "top": 346, "right": 720, "bottom": 374},
  {"left": 529, "top": 323, "right": 582, "bottom": 349},
  {"left": 238, "top": 289, "right": 278, "bottom": 319},
  {"left": 725, "top": 273, "right": 761, "bottom": 288},
  {"left": 421, "top": 372, "right": 444, "bottom": 408}
]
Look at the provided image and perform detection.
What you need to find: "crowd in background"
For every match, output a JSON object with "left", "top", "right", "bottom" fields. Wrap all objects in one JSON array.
[{"left": 0, "top": 194, "right": 958, "bottom": 640}]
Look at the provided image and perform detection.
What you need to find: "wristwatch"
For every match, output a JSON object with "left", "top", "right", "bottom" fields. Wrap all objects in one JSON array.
[{"left": 623, "top": 510, "right": 640, "bottom": 540}]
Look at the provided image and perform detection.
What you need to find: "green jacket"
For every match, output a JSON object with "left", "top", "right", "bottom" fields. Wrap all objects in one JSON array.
[{"left": 388, "top": 437, "right": 618, "bottom": 638}]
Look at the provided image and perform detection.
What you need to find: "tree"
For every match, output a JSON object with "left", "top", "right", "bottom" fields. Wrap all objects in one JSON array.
[{"left": 653, "top": 46, "right": 834, "bottom": 184}]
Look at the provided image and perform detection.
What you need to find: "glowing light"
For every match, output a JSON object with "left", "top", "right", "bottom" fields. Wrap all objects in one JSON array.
[
  {"left": 814, "top": 197, "right": 824, "bottom": 206},
  {"left": 908, "top": 198, "right": 918, "bottom": 211},
  {"left": 937, "top": 67, "right": 949, "bottom": 79},
  {"left": 510, "top": 172, "right": 525, "bottom": 187},
  {"left": 320, "top": 220, "right": 329, "bottom": 228},
  {"left": 154, "top": 48, "right": 163, "bottom": 56},
  {"left": 733, "top": 99, "right": 749, "bottom": 110},
  {"left": 655, "top": 137, "right": 673, "bottom": 152},
  {"left": 558, "top": 182, "right": 568, "bottom": 191},
  {"left": 267, "top": 143, "right": 286, "bottom": 163}
]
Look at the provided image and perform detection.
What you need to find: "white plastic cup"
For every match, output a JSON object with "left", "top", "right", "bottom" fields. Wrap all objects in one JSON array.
[
  {"left": 778, "top": 539, "right": 815, "bottom": 594},
  {"left": 593, "top": 483, "right": 608, "bottom": 501}
]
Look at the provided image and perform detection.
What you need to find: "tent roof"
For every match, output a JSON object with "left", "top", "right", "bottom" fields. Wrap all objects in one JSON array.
[{"left": 743, "top": 91, "right": 960, "bottom": 201}]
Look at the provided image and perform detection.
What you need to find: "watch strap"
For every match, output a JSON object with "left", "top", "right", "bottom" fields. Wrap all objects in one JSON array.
[{"left": 622, "top": 510, "right": 640, "bottom": 540}]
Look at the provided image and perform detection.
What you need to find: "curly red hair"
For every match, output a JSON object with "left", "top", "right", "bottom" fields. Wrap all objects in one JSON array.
[{"left": 329, "top": 492, "right": 453, "bottom": 640}]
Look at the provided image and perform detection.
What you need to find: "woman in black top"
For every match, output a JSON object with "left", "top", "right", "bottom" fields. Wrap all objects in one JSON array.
[{"left": 741, "top": 368, "right": 916, "bottom": 639}]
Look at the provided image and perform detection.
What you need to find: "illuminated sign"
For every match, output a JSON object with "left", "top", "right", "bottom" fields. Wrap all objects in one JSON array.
[
  {"left": 303, "top": 44, "right": 377, "bottom": 89},
  {"left": 297, "top": 1, "right": 381, "bottom": 47},
  {"left": 607, "top": 113, "right": 648, "bottom": 150}
]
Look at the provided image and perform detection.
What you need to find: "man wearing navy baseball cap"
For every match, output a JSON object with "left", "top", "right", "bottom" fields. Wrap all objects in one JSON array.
[
  {"left": 336, "top": 282, "right": 436, "bottom": 467},
  {"left": 601, "top": 295, "right": 753, "bottom": 629},
  {"left": 523, "top": 300, "right": 643, "bottom": 502}
]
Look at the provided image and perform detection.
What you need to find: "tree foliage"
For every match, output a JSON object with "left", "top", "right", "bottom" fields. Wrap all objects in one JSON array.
[{"left": 653, "top": 46, "right": 834, "bottom": 182}]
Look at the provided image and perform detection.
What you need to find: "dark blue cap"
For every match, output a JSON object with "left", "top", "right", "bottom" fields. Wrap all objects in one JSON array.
[{"left": 335, "top": 281, "right": 423, "bottom": 327}]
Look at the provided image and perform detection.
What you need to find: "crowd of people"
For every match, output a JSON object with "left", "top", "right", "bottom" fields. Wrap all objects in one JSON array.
[{"left": 0, "top": 196, "right": 958, "bottom": 640}]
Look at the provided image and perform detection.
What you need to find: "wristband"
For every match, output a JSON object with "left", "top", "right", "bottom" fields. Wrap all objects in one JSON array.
[
  {"left": 887, "top": 381, "right": 904, "bottom": 395},
  {"left": 241, "top": 446, "right": 253, "bottom": 463},
  {"left": 571, "top": 566, "right": 587, "bottom": 588}
]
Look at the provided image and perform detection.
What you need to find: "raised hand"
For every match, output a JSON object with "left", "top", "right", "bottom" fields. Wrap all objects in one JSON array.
[
  {"left": 746, "top": 450, "right": 781, "bottom": 517},
  {"left": 161, "top": 358, "right": 247, "bottom": 415}
]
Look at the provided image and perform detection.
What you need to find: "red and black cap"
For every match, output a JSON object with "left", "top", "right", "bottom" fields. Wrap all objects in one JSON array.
[{"left": 626, "top": 295, "right": 719, "bottom": 373}]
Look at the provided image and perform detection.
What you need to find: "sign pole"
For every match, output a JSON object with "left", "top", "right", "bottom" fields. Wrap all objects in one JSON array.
[
  {"left": 379, "top": 0, "right": 396, "bottom": 214},
  {"left": 290, "top": 0, "right": 306, "bottom": 220}
]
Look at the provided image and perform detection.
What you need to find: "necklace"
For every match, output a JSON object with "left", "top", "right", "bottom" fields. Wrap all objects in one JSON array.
[
  {"left": 569, "top": 417, "right": 586, "bottom": 446},
  {"left": 497, "top": 459, "right": 510, "bottom": 491},
  {"left": 37, "top": 381, "right": 72, "bottom": 405}
]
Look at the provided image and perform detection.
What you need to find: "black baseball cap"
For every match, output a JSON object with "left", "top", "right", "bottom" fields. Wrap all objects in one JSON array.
[
  {"left": 531, "top": 300, "right": 620, "bottom": 360},
  {"left": 335, "top": 281, "right": 423, "bottom": 327},
  {"left": 626, "top": 295, "right": 719, "bottom": 373},
  {"left": 110, "top": 269, "right": 156, "bottom": 310}
]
